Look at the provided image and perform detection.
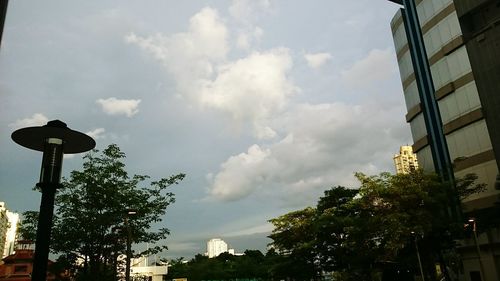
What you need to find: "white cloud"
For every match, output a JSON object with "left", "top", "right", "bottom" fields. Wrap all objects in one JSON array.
[
  {"left": 304, "top": 52, "right": 332, "bottom": 69},
  {"left": 229, "top": 0, "right": 271, "bottom": 25},
  {"left": 127, "top": 8, "right": 296, "bottom": 140},
  {"left": 209, "top": 144, "right": 273, "bottom": 201},
  {"left": 126, "top": 7, "right": 228, "bottom": 96},
  {"left": 86, "top": 128, "right": 106, "bottom": 140},
  {"left": 9, "top": 113, "right": 49, "bottom": 129},
  {"left": 236, "top": 27, "right": 263, "bottom": 50},
  {"left": 96, "top": 97, "right": 141, "bottom": 117},
  {"left": 341, "top": 48, "right": 397, "bottom": 88},
  {"left": 206, "top": 102, "right": 408, "bottom": 205},
  {"left": 199, "top": 48, "right": 296, "bottom": 139}
]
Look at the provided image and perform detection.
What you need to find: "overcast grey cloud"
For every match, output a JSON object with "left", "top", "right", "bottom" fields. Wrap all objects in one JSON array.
[{"left": 0, "top": 0, "right": 408, "bottom": 259}]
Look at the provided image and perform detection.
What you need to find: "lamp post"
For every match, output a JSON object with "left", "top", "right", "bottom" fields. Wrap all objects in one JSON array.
[
  {"left": 411, "top": 231, "right": 425, "bottom": 281},
  {"left": 11, "top": 120, "right": 95, "bottom": 281},
  {"left": 124, "top": 209, "right": 137, "bottom": 281},
  {"left": 469, "top": 218, "right": 486, "bottom": 281}
]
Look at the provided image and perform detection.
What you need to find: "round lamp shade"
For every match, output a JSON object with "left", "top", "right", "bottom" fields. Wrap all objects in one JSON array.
[{"left": 11, "top": 120, "right": 96, "bottom": 154}]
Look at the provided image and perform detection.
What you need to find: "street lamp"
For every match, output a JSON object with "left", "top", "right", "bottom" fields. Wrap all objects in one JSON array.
[
  {"left": 411, "top": 231, "right": 425, "bottom": 281},
  {"left": 11, "top": 120, "right": 95, "bottom": 281},
  {"left": 468, "top": 218, "right": 486, "bottom": 281},
  {"left": 124, "top": 209, "right": 137, "bottom": 281}
]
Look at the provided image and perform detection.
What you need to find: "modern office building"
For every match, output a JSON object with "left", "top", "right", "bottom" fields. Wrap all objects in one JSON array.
[
  {"left": 389, "top": 0, "right": 500, "bottom": 280},
  {"left": 394, "top": 145, "right": 419, "bottom": 174}
]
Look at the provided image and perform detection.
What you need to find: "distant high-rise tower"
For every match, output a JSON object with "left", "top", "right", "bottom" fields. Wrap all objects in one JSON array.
[
  {"left": 394, "top": 146, "right": 419, "bottom": 174},
  {"left": 206, "top": 238, "right": 228, "bottom": 258}
]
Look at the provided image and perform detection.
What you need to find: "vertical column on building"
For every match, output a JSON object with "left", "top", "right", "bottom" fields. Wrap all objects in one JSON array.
[{"left": 399, "top": 0, "right": 461, "bottom": 221}]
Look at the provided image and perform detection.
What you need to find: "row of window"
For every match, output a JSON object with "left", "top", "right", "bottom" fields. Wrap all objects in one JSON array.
[{"left": 416, "top": 0, "right": 454, "bottom": 26}]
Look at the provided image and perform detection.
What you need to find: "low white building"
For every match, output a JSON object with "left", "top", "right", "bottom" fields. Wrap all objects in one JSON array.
[{"left": 130, "top": 256, "right": 168, "bottom": 281}]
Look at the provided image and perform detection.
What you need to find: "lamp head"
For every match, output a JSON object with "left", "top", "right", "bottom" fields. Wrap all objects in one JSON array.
[{"left": 11, "top": 120, "right": 95, "bottom": 154}]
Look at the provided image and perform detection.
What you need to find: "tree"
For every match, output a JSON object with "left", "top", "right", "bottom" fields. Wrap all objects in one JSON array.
[
  {"left": 268, "top": 207, "right": 319, "bottom": 280},
  {"left": 20, "top": 144, "right": 185, "bottom": 281},
  {"left": 314, "top": 186, "right": 359, "bottom": 273},
  {"left": 166, "top": 249, "right": 275, "bottom": 281},
  {"left": 268, "top": 170, "right": 486, "bottom": 281}
]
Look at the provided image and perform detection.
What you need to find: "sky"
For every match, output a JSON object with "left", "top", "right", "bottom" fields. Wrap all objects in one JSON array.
[{"left": 0, "top": 0, "right": 411, "bottom": 259}]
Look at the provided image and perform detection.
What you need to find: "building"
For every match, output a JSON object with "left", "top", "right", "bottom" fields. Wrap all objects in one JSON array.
[
  {"left": 394, "top": 145, "right": 419, "bottom": 174},
  {"left": 0, "top": 241, "right": 55, "bottom": 281},
  {"left": 0, "top": 203, "right": 8, "bottom": 257},
  {"left": 206, "top": 238, "right": 234, "bottom": 258},
  {"left": 0, "top": 202, "right": 20, "bottom": 258},
  {"left": 130, "top": 256, "right": 168, "bottom": 281},
  {"left": 3, "top": 210, "right": 19, "bottom": 258},
  {"left": 389, "top": 0, "right": 500, "bottom": 280}
]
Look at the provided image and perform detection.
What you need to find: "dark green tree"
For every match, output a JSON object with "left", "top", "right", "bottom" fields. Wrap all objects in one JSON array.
[
  {"left": 314, "top": 186, "right": 359, "bottom": 273},
  {"left": 268, "top": 207, "right": 319, "bottom": 280},
  {"left": 19, "top": 144, "right": 185, "bottom": 281},
  {"left": 268, "top": 170, "right": 486, "bottom": 281}
]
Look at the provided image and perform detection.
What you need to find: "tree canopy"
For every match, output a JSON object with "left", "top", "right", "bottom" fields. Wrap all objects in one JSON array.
[
  {"left": 19, "top": 144, "right": 185, "bottom": 281},
  {"left": 268, "top": 170, "right": 485, "bottom": 281}
]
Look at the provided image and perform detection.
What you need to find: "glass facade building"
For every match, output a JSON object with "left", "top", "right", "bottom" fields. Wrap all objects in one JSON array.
[{"left": 390, "top": 0, "right": 500, "bottom": 280}]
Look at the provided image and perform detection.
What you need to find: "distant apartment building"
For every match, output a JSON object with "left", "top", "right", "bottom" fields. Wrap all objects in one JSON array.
[
  {"left": 0, "top": 203, "right": 8, "bottom": 257},
  {"left": 0, "top": 202, "right": 19, "bottom": 258},
  {"left": 206, "top": 238, "right": 234, "bottom": 258},
  {"left": 389, "top": 0, "right": 500, "bottom": 280},
  {"left": 3, "top": 211, "right": 19, "bottom": 258},
  {"left": 394, "top": 145, "right": 419, "bottom": 174}
]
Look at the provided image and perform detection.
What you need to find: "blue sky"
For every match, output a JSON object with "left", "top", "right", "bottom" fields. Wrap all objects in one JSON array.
[{"left": 0, "top": 0, "right": 410, "bottom": 259}]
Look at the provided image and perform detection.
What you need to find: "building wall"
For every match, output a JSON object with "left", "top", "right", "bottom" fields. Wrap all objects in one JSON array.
[
  {"left": 394, "top": 145, "right": 419, "bottom": 174},
  {"left": 0, "top": 203, "right": 8, "bottom": 257},
  {"left": 453, "top": 0, "right": 500, "bottom": 174},
  {"left": 3, "top": 211, "right": 19, "bottom": 258},
  {"left": 207, "top": 238, "right": 228, "bottom": 258},
  {"left": 391, "top": 1, "right": 500, "bottom": 280},
  {"left": 390, "top": 0, "right": 499, "bottom": 210}
]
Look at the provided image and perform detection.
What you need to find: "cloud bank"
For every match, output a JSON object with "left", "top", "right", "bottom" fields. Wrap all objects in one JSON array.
[
  {"left": 126, "top": 8, "right": 296, "bottom": 139},
  {"left": 207, "top": 102, "right": 405, "bottom": 205},
  {"left": 126, "top": 6, "right": 408, "bottom": 208}
]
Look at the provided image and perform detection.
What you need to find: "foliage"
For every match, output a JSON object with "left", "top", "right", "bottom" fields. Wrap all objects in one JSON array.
[
  {"left": 268, "top": 170, "right": 485, "bottom": 281},
  {"left": 268, "top": 207, "right": 320, "bottom": 280},
  {"left": 17, "top": 210, "right": 39, "bottom": 242},
  {"left": 19, "top": 144, "right": 185, "bottom": 281},
  {"left": 167, "top": 250, "right": 273, "bottom": 281}
]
